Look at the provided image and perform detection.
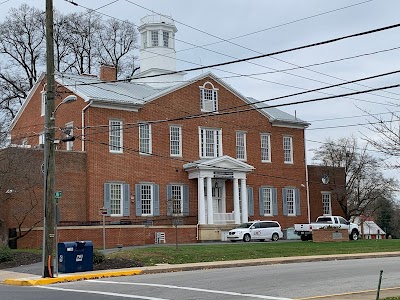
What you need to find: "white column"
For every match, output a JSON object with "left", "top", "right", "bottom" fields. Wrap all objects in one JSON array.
[
  {"left": 233, "top": 178, "right": 241, "bottom": 224},
  {"left": 198, "top": 177, "right": 206, "bottom": 224},
  {"left": 206, "top": 177, "right": 213, "bottom": 224},
  {"left": 240, "top": 179, "right": 248, "bottom": 223}
]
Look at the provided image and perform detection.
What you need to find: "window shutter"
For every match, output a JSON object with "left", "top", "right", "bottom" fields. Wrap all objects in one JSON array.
[
  {"left": 282, "top": 188, "right": 288, "bottom": 216},
  {"left": 166, "top": 185, "right": 172, "bottom": 216},
  {"left": 200, "top": 89, "right": 204, "bottom": 110},
  {"left": 214, "top": 90, "right": 218, "bottom": 111},
  {"left": 135, "top": 184, "right": 142, "bottom": 216},
  {"left": 103, "top": 183, "right": 111, "bottom": 215},
  {"left": 295, "top": 188, "right": 301, "bottom": 216},
  {"left": 183, "top": 185, "right": 189, "bottom": 216},
  {"left": 123, "top": 184, "right": 130, "bottom": 217},
  {"left": 272, "top": 188, "right": 278, "bottom": 216},
  {"left": 259, "top": 187, "right": 264, "bottom": 216},
  {"left": 153, "top": 184, "right": 160, "bottom": 216},
  {"left": 247, "top": 187, "right": 254, "bottom": 216}
]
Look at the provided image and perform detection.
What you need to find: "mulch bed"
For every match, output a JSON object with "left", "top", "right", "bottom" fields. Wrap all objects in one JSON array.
[{"left": 0, "top": 252, "right": 143, "bottom": 270}]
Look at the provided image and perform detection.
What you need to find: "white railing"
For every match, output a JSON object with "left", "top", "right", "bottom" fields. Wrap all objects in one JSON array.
[{"left": 213, "top": 212, "right": 235, "bottom": 224}]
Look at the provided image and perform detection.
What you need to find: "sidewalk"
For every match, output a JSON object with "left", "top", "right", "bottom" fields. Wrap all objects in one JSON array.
[{"left": 1, "top": 251, "right": 400, "bottom": 299}]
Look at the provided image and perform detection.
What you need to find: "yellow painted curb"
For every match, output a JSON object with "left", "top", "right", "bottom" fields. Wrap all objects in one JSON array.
[{"left": 2, "top": 269, "right": 143, "bottom": 286}]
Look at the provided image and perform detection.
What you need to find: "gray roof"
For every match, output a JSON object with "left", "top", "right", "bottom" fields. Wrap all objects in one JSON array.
[
  {"left": 55, "top": 73, "right": 171, "bottom": 105},
  {"left": 246, "top": 97, "right": 309, "bottom": 127}
]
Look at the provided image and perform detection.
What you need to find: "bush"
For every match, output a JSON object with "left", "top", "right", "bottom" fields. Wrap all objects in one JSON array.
[
  {"left": 93, "top": 249, "right": 105, "bottom": 264},
  {"left": 0, "top": 245, "right": 14, "bottom": 263}
]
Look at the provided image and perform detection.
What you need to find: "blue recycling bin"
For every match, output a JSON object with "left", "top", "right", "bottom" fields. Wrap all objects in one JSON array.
[{"left": 58, "top": 241, "right": 93, "bottom": 273}]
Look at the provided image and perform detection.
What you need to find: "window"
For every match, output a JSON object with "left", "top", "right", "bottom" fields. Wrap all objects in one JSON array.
[
  {"left": 141, "top": 184, "right": 153, "bottom": 215},
  {"left": 41, "top": 92, "right": 46, "bottom": 116},
  {"left": 151, "top": 30, "right": 158, "bottom": 47},
  {"left": 261, "top": 187, "right": 272, "bottom": 216},
  {"left": 170, "top": 185, "right": 183, "bottom": 215},
  {"left": 104, "top": 183, "right": 130, "bottom": 216},
  {"left": 39, "top": 132, "right": 45, "bottom": 145},
  {"left": 200, "top": 82, "right": 218, "bottom": 112},
  {"left": 283, "top": 136, "right": 293, "bottom": 163},
  {"left": 141, "top": 32, "right": 147, "bottom": 48},
  {"left": 199, "top": 127, "right": 222, "bottom": 158},
  {"left": 285, "top": 188, "right": 295, "bottom": 216},
  {"left": 109, "top": 120, "right": 123, "bottom": 153},
  {"left": 65, "top": 122, "right": 73, "bottom": 151},
  {"left": 322, "top": 192, "right": 332, "bottom": 215},
  {"left": 170, "top": 125, "right": 182, "bottom": 157},
  {"left": 261, "top": 134, "right": 271, "bottom": 162},
  {"left": 139, "top": 123, "right": 152, "bottom": 155},
  {"left": 236, "top": 131, "right": 246, "bottom": 161},
  {"left": 163, "top": 31, "right": 170, "bottom": 47},
  {"left": 110, "top": 183, "right": 123, "bottom": 215},
  {"left": 283, "top": 187, "right": 300, "bottom": 216}
]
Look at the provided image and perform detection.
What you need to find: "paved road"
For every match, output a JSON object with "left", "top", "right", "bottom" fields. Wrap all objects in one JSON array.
[{"left": 1, "top": 257, "right": 399, "bottom": 299}]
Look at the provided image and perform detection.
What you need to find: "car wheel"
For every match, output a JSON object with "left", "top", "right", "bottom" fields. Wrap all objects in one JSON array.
[
  {"left": 300, "top": 235, "right": 308, "bottom": 241},
  {"left": 350, "top": 229, "right": 359, "bottom": 241},
  {"left": 271, "top": 233, "right": 279, "bottom": 242},
  {"left": 243, "top": 234, "right": 251, "bottom": 242}
]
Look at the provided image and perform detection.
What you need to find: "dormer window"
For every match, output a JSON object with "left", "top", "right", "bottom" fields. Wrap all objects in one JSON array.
[{"left": 199, "top": 82, "right": 218, "bottom": 112}]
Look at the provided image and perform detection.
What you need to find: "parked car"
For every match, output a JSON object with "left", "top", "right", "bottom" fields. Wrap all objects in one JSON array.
[{"left": 227, "top": 220, "right": 283, "bottom": 242}]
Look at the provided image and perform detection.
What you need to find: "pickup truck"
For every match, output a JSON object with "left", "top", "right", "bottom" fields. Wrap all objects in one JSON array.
[{"left": 294, "top": 216, "right": 359, "bottom": 241}]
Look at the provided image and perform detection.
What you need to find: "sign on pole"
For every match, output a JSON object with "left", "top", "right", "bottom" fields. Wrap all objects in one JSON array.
[{"left": 55, "top": 191, "right": 62, "bottom": 198}]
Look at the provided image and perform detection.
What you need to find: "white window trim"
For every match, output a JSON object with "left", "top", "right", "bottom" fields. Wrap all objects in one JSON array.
[
  {"left": 39, "top": 132, "right": 45, "bottom": 145},
  {"left": 170, "top": 184, "right": 183, "bottom": 215},
  {"left": 236, "top": 131, "right": 247, "bottom": 161},
  {"left": 261, "top": 133, "right": 271, "bottom": 163},
  {"left": 283, "top": 136, "right": 293, "bottom": 164},
  {"left": 110, "top": 183, "right": 124, "bottom": 217},
  {"left": 109, "top": 119, "right": 123, "bottom": 153},
  {"left": 170, "top": 125, "right": 182, "bottom": 157},
  {"left": 286, "top": 188, "right": 296, "bottom": 216},
  {"left": 41, "top": 92, "right": 46, "bottom": 117},
  {"left": 141, "top": 183, "right": 154, "bottom": 216},
  {"left": 322, "top": 192, "right": 332, "bottom": 216},
  {"left": 199, "top": 82, "right": 219, "bottom": 113},
  {"left": 262, "top": 187, "right": 273, "bottom": 216},
  {"left": 65, "top": 121, "right": 73, "bottom": 151},
  {"left": 139, "top": 123, "right": 152, "bottom": 155},
  {"left": 151, "top": 30, "right": 159, "bottom": 47},
  {"left": 198, "top": 127, "right": 223, "bottom": 158}
]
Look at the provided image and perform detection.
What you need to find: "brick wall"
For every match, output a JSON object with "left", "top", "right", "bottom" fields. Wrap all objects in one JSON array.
[
  {"left": 313, "top": 228, "right": 348, "bottom": 242},
  {"left": 307, "top": 165, "right": 346, "bottom": 221},
  {"left": 17, "top": 225, "right": 197, "bottom": 249}
]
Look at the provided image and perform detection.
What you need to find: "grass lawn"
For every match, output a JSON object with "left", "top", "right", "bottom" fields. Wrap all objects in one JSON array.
[{"left": 110, "top": 239, "right": 400, "bottom": 266}]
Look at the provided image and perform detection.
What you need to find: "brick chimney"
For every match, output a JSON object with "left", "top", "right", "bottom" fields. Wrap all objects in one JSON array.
[{"left": 100, "top": 64, "right": 117, "bottom": 81}]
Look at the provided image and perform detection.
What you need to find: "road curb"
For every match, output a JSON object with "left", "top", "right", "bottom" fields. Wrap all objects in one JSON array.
[{"left": 2, "top": 269, "right": 142, "bottom": 286}]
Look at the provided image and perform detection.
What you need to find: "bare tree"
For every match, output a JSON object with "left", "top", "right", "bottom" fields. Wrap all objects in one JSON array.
[
  {"left": 312, "top": 136, "right": 398, "bottom": 220},
  {"left": 0, "top": 5, "right": 139, "bottom": 126},
  {"left": 362, "top": 111, "right": 400, "bottom": 168},
  {"left": 97, "top": 18, "right": 139, "bottom": 77}
]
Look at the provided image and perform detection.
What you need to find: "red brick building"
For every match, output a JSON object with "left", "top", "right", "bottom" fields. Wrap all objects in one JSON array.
[{"left": 5, "top": 16, "right": 345, "bottom": 248}]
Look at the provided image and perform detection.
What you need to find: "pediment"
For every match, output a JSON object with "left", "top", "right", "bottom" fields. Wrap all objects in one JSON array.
[{"left": 183, "top": 155, "right": 254, "bottom": 173}]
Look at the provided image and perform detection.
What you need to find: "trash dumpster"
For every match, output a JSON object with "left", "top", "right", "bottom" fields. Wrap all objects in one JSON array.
[{"left": 58, "top": 241, "right": 93, "bottom": 273}]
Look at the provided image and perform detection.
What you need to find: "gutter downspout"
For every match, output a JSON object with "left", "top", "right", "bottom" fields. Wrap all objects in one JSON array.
[
  {"left": 304, "top": 131, "right": 311, "bottom": 224},
  {"left": 81, "top": 101, "right": 92, "bottom": 151}
]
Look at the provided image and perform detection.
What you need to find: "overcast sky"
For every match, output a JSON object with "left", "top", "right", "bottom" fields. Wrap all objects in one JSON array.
[{"left": 1, "top": 0, "right": 399, "bottom": 192}]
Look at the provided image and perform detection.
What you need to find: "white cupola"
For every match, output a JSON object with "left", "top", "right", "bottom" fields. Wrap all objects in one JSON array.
[{"left": 134, "top": 15, "right": 185, "bottom": 87}]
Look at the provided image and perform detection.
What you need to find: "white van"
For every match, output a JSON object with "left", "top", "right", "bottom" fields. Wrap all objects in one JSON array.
[{"left": 227, "top": 220, "right": 283, "bottom": 242}]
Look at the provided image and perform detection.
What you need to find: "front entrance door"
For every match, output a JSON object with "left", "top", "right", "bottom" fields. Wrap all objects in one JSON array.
[{"left": 212, "top": 182, "right": 223, "bottom": 213}]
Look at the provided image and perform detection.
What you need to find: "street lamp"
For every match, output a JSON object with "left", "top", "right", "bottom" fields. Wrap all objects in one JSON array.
[{"left": 42, "top": 94, "right": 76, "bottom": 278}]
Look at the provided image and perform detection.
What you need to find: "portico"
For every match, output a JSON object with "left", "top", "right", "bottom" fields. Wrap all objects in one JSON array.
[{"left": 183, "top": 156, "right": 254, "bottom": 225}]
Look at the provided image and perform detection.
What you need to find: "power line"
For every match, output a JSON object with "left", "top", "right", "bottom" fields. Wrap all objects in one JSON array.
[{"left": 62, "top": 21, "right": 400, "bottom": 85}]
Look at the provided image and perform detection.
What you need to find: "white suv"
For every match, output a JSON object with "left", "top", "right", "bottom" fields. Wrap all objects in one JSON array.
[{"left": 227, "top": 220, "right": 283, "bottom": 242}]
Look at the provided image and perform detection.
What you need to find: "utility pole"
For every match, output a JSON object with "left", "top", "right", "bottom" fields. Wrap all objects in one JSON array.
[{"left": 43, "top": 0, "right": 56, "bottom": 278}]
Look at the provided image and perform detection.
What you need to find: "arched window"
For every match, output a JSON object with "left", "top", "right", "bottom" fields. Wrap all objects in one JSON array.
[{"left": 199, "top": 82, "right": 218, "bottom": 112}]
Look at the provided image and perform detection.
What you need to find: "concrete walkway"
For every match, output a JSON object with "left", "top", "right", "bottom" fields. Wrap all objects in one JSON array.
[{"left": 1, "top": 251, "right": 400, "bottom": 299}]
